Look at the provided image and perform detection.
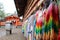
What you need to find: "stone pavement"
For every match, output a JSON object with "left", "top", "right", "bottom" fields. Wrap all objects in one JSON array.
[{"left": 0, "top": 28, "right": 26, "bottom": 40}]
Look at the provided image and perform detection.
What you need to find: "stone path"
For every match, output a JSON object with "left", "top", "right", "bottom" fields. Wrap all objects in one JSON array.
[{"left": 0, "top": 28, "right": 26, "bottom": 40}]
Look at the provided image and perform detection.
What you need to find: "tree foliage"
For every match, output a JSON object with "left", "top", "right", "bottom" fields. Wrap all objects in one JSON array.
[{"left": 0, "top": 3, "right": 5, "bottom": 20}]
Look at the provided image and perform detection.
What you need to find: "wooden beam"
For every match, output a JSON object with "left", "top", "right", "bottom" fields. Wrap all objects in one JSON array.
[
  {"left": 24, "top": 0, "right": 39, "bottom": 18},
  {"left": 24, "top": 0, "right": 34, "bottom": 16},
  {"left": 23, "top": 0, "right": 44, "bottom": 21}
]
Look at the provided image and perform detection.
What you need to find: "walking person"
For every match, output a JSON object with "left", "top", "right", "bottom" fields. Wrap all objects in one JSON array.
[
  {"left": 5, "top": 21, "right": 12, "bottom": 35},
  {"left": 10, "top": 22, "right": 12, "bottom": 34}
]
